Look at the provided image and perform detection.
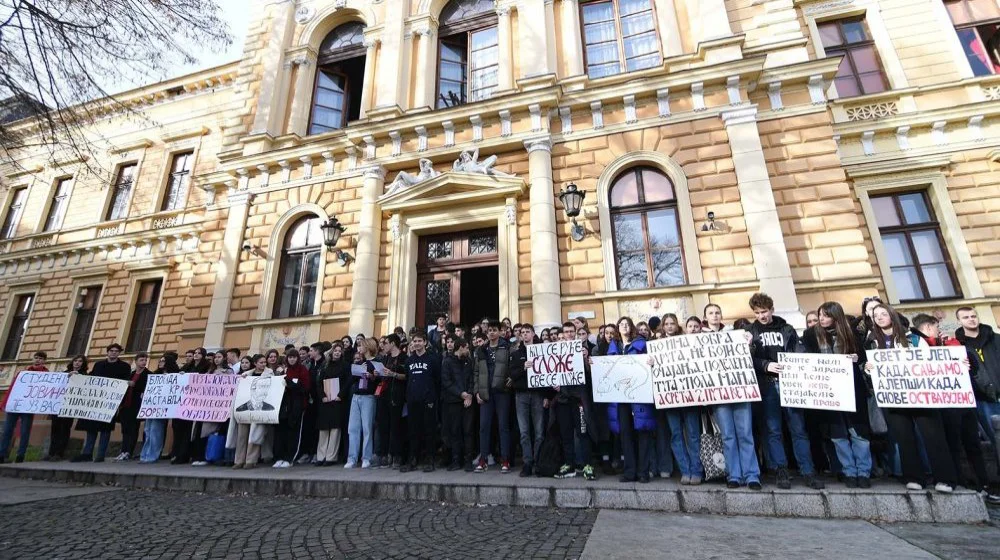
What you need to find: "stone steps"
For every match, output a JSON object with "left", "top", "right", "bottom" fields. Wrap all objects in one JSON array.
[{"left": 0, "top": 462, "right": 988, "bottom": 523}]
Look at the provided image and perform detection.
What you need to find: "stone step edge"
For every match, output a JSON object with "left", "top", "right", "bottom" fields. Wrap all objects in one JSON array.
[{"left": 0, "top": 466, "right": 988, "bottom": 524}]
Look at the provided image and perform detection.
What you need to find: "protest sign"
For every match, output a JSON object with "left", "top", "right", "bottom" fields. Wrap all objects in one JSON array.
[
  {"left": 232, "top": 375, "right": 285, "bottom": 424},
  {"left": 647, "top": 330, "right": 760, "bottom": 409},
  {"left": 178, "top": 373, "right": 239, "bottom": 422},
  {"left": 3, "top": 371, "right": 69, "bottom": 414},
  {"left": 137, "top": 373, "right": 182, "bottom": 419},
  {"left": 323, "top": 378, "right": 340, "bottom": 400},
  {"left": 526, "top": 340, "right": 585, "bottom": 389},
  {"left": 591, "top": 355, "right": 653, "bottom": 403},
  {"left": 866, "top": 346, "right": 975, "bottom": 408},
  {"left": 778, "top": 353, "right": 856, "bottom": 412},
  {"left": 58, "top": 375, "right": 129, "bottom": 423}
]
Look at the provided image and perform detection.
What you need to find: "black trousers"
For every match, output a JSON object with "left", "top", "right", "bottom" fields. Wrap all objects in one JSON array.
[
  {"left": 299, "top": 401, "right": 318, "bottom": 457},
  {"left": 443, "top": 401, "right": 475, "bottom": 464},
  {"left": 407, "top": 401, "right": 437, "bottom": 465},
  {"left": 885, "top": 409, "right": 956, "bottom": 486},
  {"left": 120, "top": 413, "right": 141, "bottom": 457},
  {"left": 941, "top": 408, "right": 989, "bottom": 488},
  {"left": 48, "top": 416, "right": 74, "bottom": 458},
  {"left": 617, "top": 404, "right": 650, "bottom": 479},
  {"left": 274, "top": 414, "right": 304, "bottom": 463},
  {"left": 377, "top": 398, "right": 406, "bottom": 458},
  {"left": 170, "top": 420, "right": 193, "bottom": 462},
  {"left": 557, "top": 400, "right": 590, "bottom": 468}
]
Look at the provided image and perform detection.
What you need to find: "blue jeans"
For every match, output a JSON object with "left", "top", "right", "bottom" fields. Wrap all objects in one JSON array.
[
  {"left": 667, "top": 408, "right": 703, "bottom": 477},
  {"left": 515, "top": 392, "right": 545, "bottom": 465},
  {"left": 975, "top": 400, "right": 1000, "bottom": 447},
  {"left": 82, "top": 430, "right": 111, "bottom": 460},
  {"left": 0, "top": 413, "right": 33, "bottom": 460},
  {"left": 714, "top": 403, "right": 760, "bottom": 484},
  {"left": 761, "top": 381, "right": 815, "bottom": 475},
  {"left": 140, "top": 419, "right": 167, "bottom": 462},
  {"left": 348, "top": 394, "right": 376, "bottom": 464},
  {"left": 480, "top": 390, "right": 512, "bottom": 460},
  {"left": 653, "top": 411, "right": 674, "bottom": 476},
  {"left": 832, "top": 427, "right": 872, "bottom": 478}
]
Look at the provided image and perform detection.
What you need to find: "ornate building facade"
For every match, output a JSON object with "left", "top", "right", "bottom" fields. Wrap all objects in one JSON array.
[{"left": 1, "top": 0, "right": 999, "bottom": 386}]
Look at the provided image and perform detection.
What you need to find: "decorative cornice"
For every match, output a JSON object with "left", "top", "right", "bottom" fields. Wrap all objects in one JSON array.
[
  {"left": 523, "top": 138, "right": 552, "bottom": 154},
  {"left": 719, "top": 105, "right": 758, "bottom": 127},
  {"left": 362, "top": 165, "right": 387, "bottom": 180}
]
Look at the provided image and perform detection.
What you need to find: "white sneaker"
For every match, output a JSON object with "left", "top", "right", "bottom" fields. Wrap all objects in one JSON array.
[
  {"left": 934, "top": 483, "right": 953, "bottom": 494},
  {"left": 344, "top": 461, "right": 357, "bottom": 468},
  {"left": 361, "top": 460, "right": 372, "bottom": 469},
  {"left": 906, "top": 482, "right": 923, "bottom": 491},
  {"left": 113, "top": 452, "right": 127, "bottom": 462},
  {"left": 191, "top": 461, "right": 208, "bottom": 467}
]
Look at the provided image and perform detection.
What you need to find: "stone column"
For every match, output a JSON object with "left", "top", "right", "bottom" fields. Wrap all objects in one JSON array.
[
  {"left": 686, "top": 0, "right": 732, "bottom": 43},
  {"left": 721, "top": 106, "right": 804, "bottom": 327},
  {"left": 496, "top": 7, "right": 514, "bottom": 91},
  {"left": 286, "top": 51, "right": 318, "bottom": 136},
  {"left": 517, "top": 1, "right": 553, "bottom": 79},
  {"left": 202, "top": 189, "right": 252, "bottom": 351},
  {"left": 413, "top": 28, "right": 439, "bottom": 109},
  {"left": 359, "top": 38, "right": 380, "bottom": 119},
  {"left": 524, "top": 138, "right": 562, "bottom": 329},
  {"left": 249, "top": 1, "right": 296, "bottom": 136},
  {"left": 560, "top": 0, "right": 584, "bottom": 77},
  {"left": 348, "top": 165, "right": 387, "bottom": 335}
]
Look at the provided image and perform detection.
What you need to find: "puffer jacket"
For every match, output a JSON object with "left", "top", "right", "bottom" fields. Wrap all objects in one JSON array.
[{"left": 605, "top": 336, "right": 655, "bottom": 431}]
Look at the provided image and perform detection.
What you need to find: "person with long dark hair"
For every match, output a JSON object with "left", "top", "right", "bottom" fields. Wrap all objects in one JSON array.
[
  {"left": 42, "top": 355, "right": 87, "bottom": 461},
  {"left": 864, "top": 303, "right": 957, "bottom": 493},
  {"left": 607, "top": 317, "right": 655, "bottom": 483},
  {"left": 272, "top": 349, "right": 311, "bottom": 468},
  {"left": 140, "top": 354, "right": 179, "bottom": 463},
  {"left": 802, "top": 302, "right": 872, "bottom": 488},
  {"left": 663, "top": 317, "right": 705, "bottom": 485},
  {"left": 315, "top": 343, "right": 351, "bottom": 466},
  {"left": 114, "top": 352, "right": 151, "bottom": 462},
  {"left": 233, "top": 354, "right": 274, "bottom": 469},
  {"left": 169, "top": 347, "right": 210, "bottom": 464}
]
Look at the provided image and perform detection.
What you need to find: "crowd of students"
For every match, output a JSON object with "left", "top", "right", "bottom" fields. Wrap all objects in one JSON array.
[{"left": 0, "top": 293, "right": 998, "bottom": 503}]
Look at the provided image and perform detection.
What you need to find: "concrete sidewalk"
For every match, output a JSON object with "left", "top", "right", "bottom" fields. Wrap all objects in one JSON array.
[{"left": 0, "top": 461, "right": 988, "bottom": 523}]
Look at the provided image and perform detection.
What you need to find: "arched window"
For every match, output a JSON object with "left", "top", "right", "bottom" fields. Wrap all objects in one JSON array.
[
  {"left": 610, "top": 167, "right": 685, "bottom": 290},
  {"left": 274, "top": 216, "right": 323, "bottom": 318},
  {"left": 437, "top": 0, "right": 499, "bottom": 108},
  {"left": 309, "top": 22, "right": 366, "bottom": 135},
  {"left": 581, "top": 0, "right": 661, "bottom": 79}
]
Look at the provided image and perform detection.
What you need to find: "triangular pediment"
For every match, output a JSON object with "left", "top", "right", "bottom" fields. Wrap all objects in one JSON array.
[{"left": 379, "top": 171, "right": 525, "bottom": 213}]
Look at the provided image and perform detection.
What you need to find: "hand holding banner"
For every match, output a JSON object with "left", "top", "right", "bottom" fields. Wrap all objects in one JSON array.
[
  {"left": 647, "top": 330, "right": 760, "bottom": 409},
  {"left": 58, "top": 375, "right": 129, "bottom": 423},
  {"left": 866, "top": 346, "right": 975, "bottom": 408},
  {"left": 778, "top": 353, "right": 856, "bottom": 412},
  {"left": 591, "top": 355, "right": 653, "bottom": 403},
  {"left": 526, "top": 340, "right": 585, "bottom": 389}
]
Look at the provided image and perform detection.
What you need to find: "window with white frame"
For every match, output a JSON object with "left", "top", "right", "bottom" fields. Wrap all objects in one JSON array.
[
  {"left": 161, "top": 151, "right": 193, "bottom": 212},
  {"left": 436, "top": 0, "right": 499, "bottom": 108},
  {"left": 43, "top": 177, "right": 73, "bottom": 232},
  {"left": 107, "top": 163, "right": 137, "bottom": 221},
  {"left": 0, "top": 186, "right": 28, "bottom": 240},
  {"left": 2, "top": 294, "right": 34, "bottom": 360},
  {"left": 580, "top": 0, "right": 661, "bottom": 79}
]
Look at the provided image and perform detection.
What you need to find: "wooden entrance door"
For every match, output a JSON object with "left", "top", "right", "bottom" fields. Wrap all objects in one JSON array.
[{"left": 415, "top": 228, "right": 498, "bottom": 328}]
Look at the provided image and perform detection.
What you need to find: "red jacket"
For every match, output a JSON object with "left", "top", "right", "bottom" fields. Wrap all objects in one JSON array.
[
  {"left": 1, "top": 365, "right": 49, "bottom": 411},
  {"left": 283, "top": 363, "right": 312, "bottom": 406}
]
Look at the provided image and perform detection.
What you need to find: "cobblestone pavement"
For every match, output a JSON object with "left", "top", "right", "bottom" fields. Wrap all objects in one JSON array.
[{"left": 0, "top": 489, "right": 596, "bottom": 560}]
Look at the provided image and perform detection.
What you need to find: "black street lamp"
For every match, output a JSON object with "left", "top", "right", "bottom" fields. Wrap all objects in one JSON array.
[
  {"left": 558, "top": 182, "right": 587, "bottom": 241},
  {"left": 320, "top": 216, "right": 352, "bottom": 266}
]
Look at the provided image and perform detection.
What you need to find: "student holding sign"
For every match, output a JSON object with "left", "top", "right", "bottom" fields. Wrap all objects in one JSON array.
[
  {"left": 140, "top": 355, "right": 179, "bottom": 463},
  {"left": 43, "top": 355, "right": 87, "bottom": 461},
  {"left": 801, "top": 302, "right": 873, "bottom": 488},
  {"left": 864, "top": 304, "right": 957, "bottom": 493},
  {"left": 0, "top": 351, "right": 50, "bottom": 464},
  {"left": 748, "top": 293, "right": 823, "bottom": 490},
  {"left": 606, "top": 317, "right": 655, "bottom": 484},
  {"left": 114, "top": 353, "right": 151, "bottom": 462},
  {"left": 71, "top": 344, "right": 132, "bottom": 463}
]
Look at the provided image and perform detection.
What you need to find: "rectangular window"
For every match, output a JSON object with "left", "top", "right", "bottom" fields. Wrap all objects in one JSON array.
[
  {"left": 43, "top": 177, "right": 73, "bottom": 232},
  {"left": 818, "top": 17, "right": 888, "bottom": 97},
  {"left": 161, "top": 152, "right": 193, "bottom": 212},
  {"left": 66, "top": 286, "right": 102, "bottom": 357},
  {"left": 581, "top": 0, "right": 660, "bottom": 79},
  {"left": 871, "top": 192, "right": 959, "bottom": 301},
  {"left": 946, "top": 0, "right": 1000, "bottom": 76},
  {"left": 106, "top": 164, "right": 137, "bottom": 221},
  {"left": 309, "top": 69, "right": 349, "bottom": 134},
  {"left": 436, "top": 26, "right": 499, "bottom": 108},
  {"left": 2, "top": 294, "right": 34, "bottom": 361},
  {"left": 125, "top": 280, "right": 162, "bottom": 352},
  {"left": 1, "top": 187, "right": 28, "bottom": 240}
]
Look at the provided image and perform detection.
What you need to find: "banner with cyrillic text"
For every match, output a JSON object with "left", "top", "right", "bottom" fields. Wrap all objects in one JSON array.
[
  {"left": 778, "top": 353, "right": 856, "bottom": 412},
  {"left": 526, "top": 340, "right": 585, "bottom": 388},
  {"left": 137, "top": 373, "right": 182, "bottom": 419},
  {"left": 3, "top": 371, "right": 69, "bottom": 414},
  {"left": 866, "top": 346, "right": 975, "bottom": 408},
  {"left": 647, "top": 330, "right": 760, "bottom": 409},
  {"left": 591, "top": 355, "right": 654, "bottom": 403},
  {"left": 58, "top": 375, "right": 129, "bottom": 423},
  {"left": 138, "top": 373, "right": 240, "bottom": 421}
]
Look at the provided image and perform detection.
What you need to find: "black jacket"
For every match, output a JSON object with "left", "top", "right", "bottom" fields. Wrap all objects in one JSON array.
[
  {"left": 748, "top": 316, "right": 798, "bottom": 382},
  {"left": 956, "top": 325, "right": 1000, "bottom": 402},
  {"left": 440, "top": 353, "right": 474, "bottom": 404},
  {"left": 800, "top": 326, "right": 870, "bottom": 439},
  {"left": 508, "top": 343, "right": 530, "bottom": 392}
]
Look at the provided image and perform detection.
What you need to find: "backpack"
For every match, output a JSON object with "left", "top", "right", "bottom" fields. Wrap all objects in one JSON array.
[{"left": 533, "top": 420, "right": 564, "bottom": 478}]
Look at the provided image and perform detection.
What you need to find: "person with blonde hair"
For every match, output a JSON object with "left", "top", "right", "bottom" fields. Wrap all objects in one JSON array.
[{"left": 346, "top": 337, "right": 381, "bottom": 469}]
